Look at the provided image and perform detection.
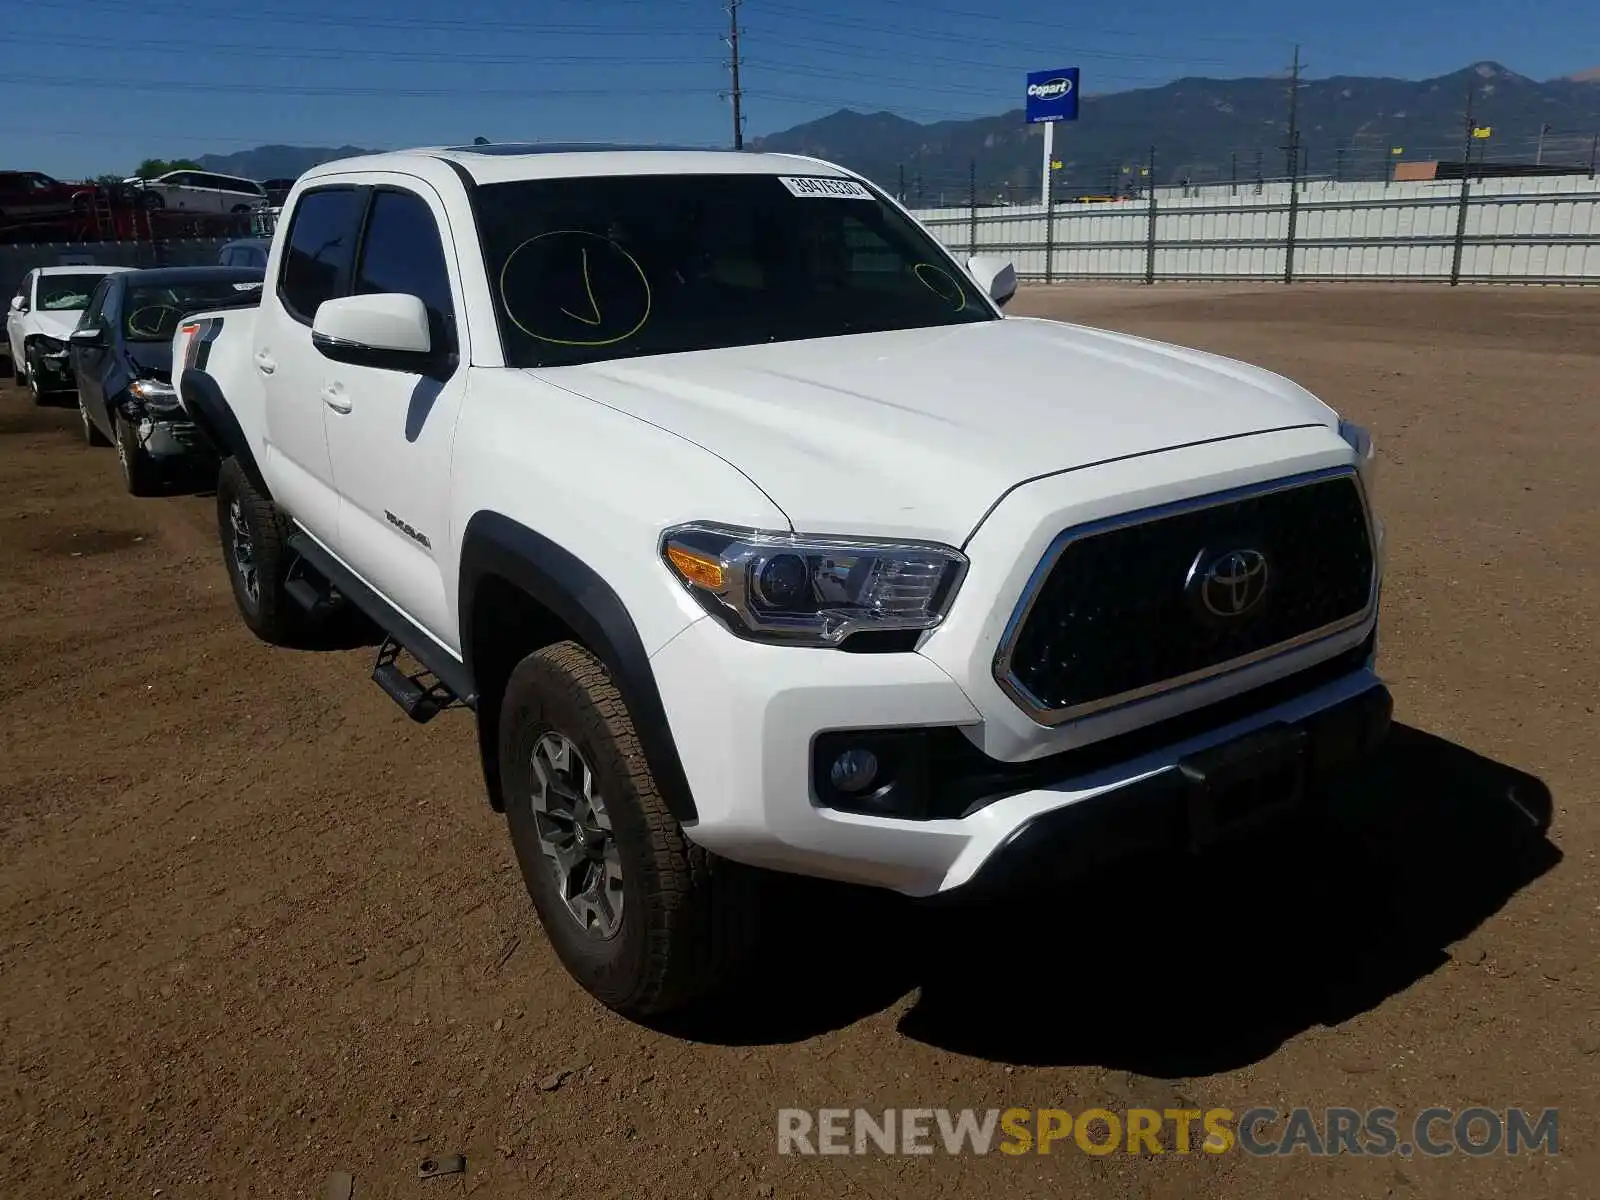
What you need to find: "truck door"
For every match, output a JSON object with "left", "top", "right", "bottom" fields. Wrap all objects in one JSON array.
[
  {"left": 254, "top": 184, "right": 366, "bottom": 547},
  {"left": 319, "top": 181, "right": 469, "bottom": 648}
]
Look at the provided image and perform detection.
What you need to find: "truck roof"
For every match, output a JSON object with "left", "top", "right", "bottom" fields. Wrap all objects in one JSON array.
[{"left": 299, "top": 144, "right": 857, "bottom": 188}]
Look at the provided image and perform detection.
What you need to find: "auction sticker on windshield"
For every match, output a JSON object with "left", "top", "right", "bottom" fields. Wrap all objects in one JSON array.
[{"left": 778, "top": 176, "right": 873, "bottom": 199}]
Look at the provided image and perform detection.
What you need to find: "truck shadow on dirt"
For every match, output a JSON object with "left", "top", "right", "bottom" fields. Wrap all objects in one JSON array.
[{"left": 665, "top": 723, "right": 1560, "bottom": 1076}]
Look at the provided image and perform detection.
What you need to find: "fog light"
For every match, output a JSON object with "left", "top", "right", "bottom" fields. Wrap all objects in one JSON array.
[{"left": 828, "top": 748, "right": 879, "bottom": 794}]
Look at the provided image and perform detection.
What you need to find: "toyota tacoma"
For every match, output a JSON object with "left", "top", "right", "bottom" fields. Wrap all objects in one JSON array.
[{"left": 170, "top": 143, "right": 1389, "bottom": 1019}]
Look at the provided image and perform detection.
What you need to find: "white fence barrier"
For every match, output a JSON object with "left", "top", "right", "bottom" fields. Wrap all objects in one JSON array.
[{"left": 908, "top": 175, "right": 1600, "bottom": 284}]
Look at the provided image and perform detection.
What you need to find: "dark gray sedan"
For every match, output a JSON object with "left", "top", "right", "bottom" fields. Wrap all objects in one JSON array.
[{"left": 67, "top": 266, "right": 263, "bottom": 494}]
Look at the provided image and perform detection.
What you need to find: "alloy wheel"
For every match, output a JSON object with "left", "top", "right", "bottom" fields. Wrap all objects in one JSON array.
[
  {"left": 228, "top": 497, "right": 259, "bottom": 607},
  {"left": 529, "top": 731, "right": 624, "bottom": 939}
]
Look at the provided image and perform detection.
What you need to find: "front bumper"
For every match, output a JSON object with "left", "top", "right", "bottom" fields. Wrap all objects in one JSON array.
[
  {"left": 32, "top": 344, "right": 74, "bottom": 390},
  {"left": 653, "top": 610, "right": 1386, "bottom": 897},
  {"left": 955, "top": 682, "right": 1391, "bottom": 895},
  {"left": 653, "top": 427, "right": 1387, "bottom": 897},
  {"left": 125, "top": 407, "right": 207, "bottom": 460}
]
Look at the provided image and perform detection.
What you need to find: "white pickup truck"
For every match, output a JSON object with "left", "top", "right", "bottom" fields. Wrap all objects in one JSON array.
[{"left": 171, "top": 143, "right": 1389, "bottom": 1019}]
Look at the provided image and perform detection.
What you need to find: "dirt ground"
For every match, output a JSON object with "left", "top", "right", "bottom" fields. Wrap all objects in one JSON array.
[{"left": 1, "top": 284, "right": 1596, "bottom": 1200}]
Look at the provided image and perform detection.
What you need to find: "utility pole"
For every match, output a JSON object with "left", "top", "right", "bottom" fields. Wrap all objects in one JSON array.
[
  {"left": 1536, "top": 122, "right": 1551, "bottom": 167},
  {"left": 1284, "top": 44, "right": 1302, "bottom": 179},
  {"left": 1450, "top": 79, "right": 1476, "bottom": 286},
  {"left": 724, "top": 0, "right": 745, "bottom": 150},
  {"left": 1282, "top": 45, "right": 1303, "bottom": 283},
  {"left": 1144, "top": 145, "right": 1158, "bottom": 285},
  {"left": 968, "top": 160, "right": 977, "bottom": 255}
]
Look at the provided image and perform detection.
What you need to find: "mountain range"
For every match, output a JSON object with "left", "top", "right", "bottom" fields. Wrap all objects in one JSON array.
[{"left": 194, "top": 62, "right": 1600, "bottom": 199}]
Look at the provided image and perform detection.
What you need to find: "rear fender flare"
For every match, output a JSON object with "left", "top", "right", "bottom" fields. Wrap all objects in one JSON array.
[{"left": 178, "top": 367, "right": 268, "bottom": 496}]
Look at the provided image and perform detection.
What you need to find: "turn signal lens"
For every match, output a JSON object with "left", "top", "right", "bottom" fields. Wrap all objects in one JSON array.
[{"left": 665, "top": 544, "right": 725, "bottom": 590}]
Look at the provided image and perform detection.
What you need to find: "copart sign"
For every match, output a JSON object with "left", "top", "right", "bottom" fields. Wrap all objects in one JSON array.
[{"left": 1025, "top": 67, "right": 1081, "bottom": 124}]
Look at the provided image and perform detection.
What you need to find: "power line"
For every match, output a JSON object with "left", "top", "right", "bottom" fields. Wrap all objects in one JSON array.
[
  {"left": 745, "top": 36, "right": 1183, "bottom": 86},
  {"left": 9, "top": 0, "right": 717, "bottom": 36},
  {"left": 749, "top": 1, "right": 1234, "bottom": 65},
  {"left": 746, "top": 90, "right": 1002, "bottom": 122},
  {"left": 858, "top": 0, "right": 1286, "bottom": 44},
  {"left": 0, "top": 31, "right": 722, "bottom": 65},
  {"left": 1, "top": 72, "right": 717, "bottom": 99}
]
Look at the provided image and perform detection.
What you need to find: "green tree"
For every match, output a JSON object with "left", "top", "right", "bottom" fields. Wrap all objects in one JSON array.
[{"left": 134, "top": 157, "right": 203, "bottom": 179}]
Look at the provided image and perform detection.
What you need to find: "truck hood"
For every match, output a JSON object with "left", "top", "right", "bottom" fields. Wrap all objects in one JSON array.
[{"left": 531, "top": 316, "right": 1338, "bottom": 544}]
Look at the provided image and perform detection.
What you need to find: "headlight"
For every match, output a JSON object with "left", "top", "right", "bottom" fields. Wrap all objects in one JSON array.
[
  {"left": 661, "top": 523, "right": 968, "bottom": 647},
  {"left": 1339, "top": 418, "right": 1377, "bottom": 507},
  {"left": 129, "top": 378, "right": 180, "bottom": 412}
]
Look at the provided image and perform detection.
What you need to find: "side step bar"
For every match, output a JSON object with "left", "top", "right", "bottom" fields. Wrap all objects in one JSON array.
[
  {"left": 282, "top": 531, "right": 479, "bottom": 721},
  {"left": 371, "top": 636, "right": 460, "bottom": 724}
]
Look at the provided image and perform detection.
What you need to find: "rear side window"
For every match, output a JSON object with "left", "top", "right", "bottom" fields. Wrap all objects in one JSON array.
[
  {"left": 354, "top": 189, "right": 455, "bottom": 349},
  {"left": 278, "top": 187, "right": 363, "bottom": 323}
]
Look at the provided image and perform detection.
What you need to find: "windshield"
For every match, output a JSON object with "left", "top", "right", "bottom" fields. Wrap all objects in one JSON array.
[
  {"left": 123, "top": 279, "right": 263, "bottom": 341},
  {"left": 36, "top": 274, "right": 107, "bottom": 311},
  {"left": 475, "top": 172, "right": 995, "bottom": 369}
]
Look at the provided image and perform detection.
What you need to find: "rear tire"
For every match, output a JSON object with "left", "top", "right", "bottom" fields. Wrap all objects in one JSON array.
[
  {"left": 215, "top": 457, "right": 308, "bottom": 645},
  {"left": 499, "top": 641, "right": 759, "bottom": 1019},
  {"left": 114, "top": 412, "right": 160, "bottom": 496}
]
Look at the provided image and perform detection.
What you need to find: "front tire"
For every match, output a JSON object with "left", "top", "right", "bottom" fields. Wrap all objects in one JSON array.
[
  {"left": 499, "top": 641, "right": 758, "bottom": 1019},
  {"left": 79, "top": 395, "right": 108, "bottom": 446},
  {"left": 114, "top": 412, "right": 160, "bottom": 495},
  {"left": 215, "top": 457, "right": 308, "bottom": 644},
  {"left": 25, "top": 347, "right": 44, "bottom": 404}
]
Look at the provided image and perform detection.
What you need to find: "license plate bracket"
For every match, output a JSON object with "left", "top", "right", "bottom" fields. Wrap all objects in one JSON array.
[{"left": 1178, "top": 722, "right": 1308, "bottom": 851}]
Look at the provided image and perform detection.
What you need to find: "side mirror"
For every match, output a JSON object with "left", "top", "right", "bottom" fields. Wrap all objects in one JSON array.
[
  {"left": 70, "top": 325, "right": 107, "bottom": 348},
  {"left": 312, "top": 293, "right": 437, "bottom": 373},
  {"left": 966, "top": 254, "right": 1018, "bottom": 308},
  {"left": 10, "top": 296, "right": 25, "bottom": 313}
]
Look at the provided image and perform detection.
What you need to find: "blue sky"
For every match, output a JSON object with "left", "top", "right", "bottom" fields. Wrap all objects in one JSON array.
[{"left": 2, "top": 0, "right": 1596, "bottom": 178}]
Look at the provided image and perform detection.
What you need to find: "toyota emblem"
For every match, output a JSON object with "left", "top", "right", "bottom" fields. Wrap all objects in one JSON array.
[{"left": 1193, "top": 548, "right": 1270, "bottom": 618}]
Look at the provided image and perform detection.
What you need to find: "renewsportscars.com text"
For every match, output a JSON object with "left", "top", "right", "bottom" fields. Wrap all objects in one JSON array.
[{"left": 776, "top": 1106, "right": 1559, "bottom": 1157}]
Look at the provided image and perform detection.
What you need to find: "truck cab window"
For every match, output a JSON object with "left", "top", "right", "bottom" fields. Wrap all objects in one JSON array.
[
  {"left": 279, "top": 187, "right": 363, "bottom": 323},
  {"left": 354, "top": 190, "right": 455, "bottom": 349}
]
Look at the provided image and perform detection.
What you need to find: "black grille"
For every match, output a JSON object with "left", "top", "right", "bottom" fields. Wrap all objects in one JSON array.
[{"left": 1002, "top": 473, "right": 1374, "bottom": 716}]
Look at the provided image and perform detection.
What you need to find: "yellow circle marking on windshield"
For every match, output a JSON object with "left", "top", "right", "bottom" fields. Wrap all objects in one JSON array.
[
  {"left": 126, "top": 305, "right": 181, "bottom": 338},
  {"left": 912, "top": 263, "right": 965, "bottom": 310},
  {"left": 499, "top": 230, "right": 653, "bottom": 347}
]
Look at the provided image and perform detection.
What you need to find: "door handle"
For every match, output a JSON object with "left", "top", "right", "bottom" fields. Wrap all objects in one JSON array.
[
  {"left": 253, "top": 350, "right": 276, "bottom": 375},
  {"left": 321, "top": 383, "right": 352, "bottom": 414}
]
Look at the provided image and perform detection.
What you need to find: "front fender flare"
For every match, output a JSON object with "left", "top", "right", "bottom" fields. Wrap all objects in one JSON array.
[{"left": 459, "top": 512, "right": 698, "bottom": 825}]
